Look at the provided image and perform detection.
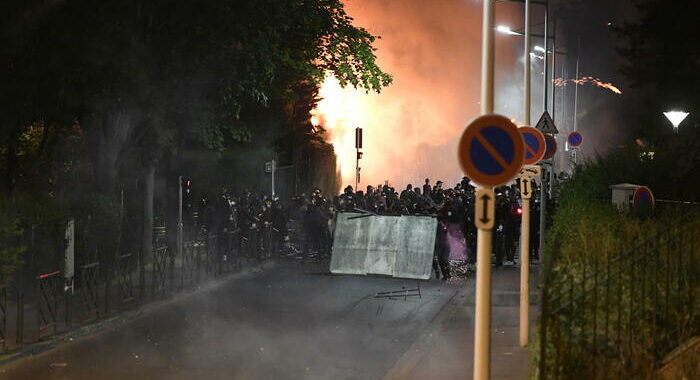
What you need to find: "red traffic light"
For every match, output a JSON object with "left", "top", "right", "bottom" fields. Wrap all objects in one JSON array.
[{"left": 516, "top": 207, "right": 522, "bottom": 215}]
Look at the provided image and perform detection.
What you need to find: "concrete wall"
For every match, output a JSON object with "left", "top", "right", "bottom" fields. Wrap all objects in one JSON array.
[{"left": 330, "top": 213, "right": 437, "bottom": 280}]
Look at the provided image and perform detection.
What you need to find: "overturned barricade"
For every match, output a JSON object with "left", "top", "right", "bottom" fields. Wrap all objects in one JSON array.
[{"left": 330, "top": 212, "right": 437, "bottom": 280}]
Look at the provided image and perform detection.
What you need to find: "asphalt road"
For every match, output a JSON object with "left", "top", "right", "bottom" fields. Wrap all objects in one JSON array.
[{"left": 1, "top": 262, "right": 461, "bottom": 380}]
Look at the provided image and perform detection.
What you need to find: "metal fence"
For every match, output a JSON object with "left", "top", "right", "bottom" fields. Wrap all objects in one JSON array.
[
  {"left": 1, "top": 223, "right": 283, "bottom": 353},
  {"left": 538, "top": 214, "right": 700, "bottom": 378}
]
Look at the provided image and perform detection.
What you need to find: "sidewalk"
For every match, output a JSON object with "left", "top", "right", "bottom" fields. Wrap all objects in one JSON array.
[{"left": 382, "top": 265, "right": 538, "bottom": 380}]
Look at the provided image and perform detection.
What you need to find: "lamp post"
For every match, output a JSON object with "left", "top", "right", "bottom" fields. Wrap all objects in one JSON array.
[{"left": 663, "top": 111, "right": 689, "bottom": 133}]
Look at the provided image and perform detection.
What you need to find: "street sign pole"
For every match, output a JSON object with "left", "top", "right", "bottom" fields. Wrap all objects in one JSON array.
[
  {"left": 271, "top": 160, "right": 276, "bottom": 198},
  {"left": 474, "top": 187, "right": 494, "bottom": 380},
  {"left": 177, "top": 175, "right": 184, "bottom": 263},
  {"left": 475, "top": 1, "right": 495, "bottom": 379},
  {"left": 539, "top": 165, "right": 547, "bottom": 261},
  {"left": 516, "top": 165, "right": 539, "bottom": 347},
  {"left": 520, "top": 189, "right": 530, "bottom": 346}
]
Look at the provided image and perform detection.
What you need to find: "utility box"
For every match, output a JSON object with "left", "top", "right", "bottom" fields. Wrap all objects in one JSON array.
[{"left": 610, "top": 183, "right": 641, "bottom": 212}]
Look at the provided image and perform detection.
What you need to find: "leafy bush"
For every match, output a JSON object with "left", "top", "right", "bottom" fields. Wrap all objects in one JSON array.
[{"left": 534, "top": 148, "right": 700, "bottom": 379}]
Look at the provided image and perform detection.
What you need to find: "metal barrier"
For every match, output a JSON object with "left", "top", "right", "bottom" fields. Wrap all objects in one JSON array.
[
  {"left": 205, "top": 234, "right": 219, "bottom": 276},
  {"left": 181, "top": 240, "right": 201, "bottom": 288},
  {"left": 538, "top": 215, "right": 700, "bottom": 379},
  {"left": 116, "top": 253, "right": 135, "bottom": 305},
  {"left": 0, "top": 284, "right": 7, "bottom": 350},
  {"left": 151, "top": 246, "right": 172, "bottom": 296},
  {"left": 78, "top": 262, "right": 100, "bottom": 322},
  {"left": 2, "top": 223, "right": 283, "bottom": 350},
  {"left": 37, "top": 270, "right": 61, "bottom": 339}
]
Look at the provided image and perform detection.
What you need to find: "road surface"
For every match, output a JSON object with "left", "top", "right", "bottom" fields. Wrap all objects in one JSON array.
[{"left": 1, "top": 262, "right": 462, "bottom": 380}]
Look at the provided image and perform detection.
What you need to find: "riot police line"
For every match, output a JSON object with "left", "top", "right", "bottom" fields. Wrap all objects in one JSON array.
[{"left": 189, "top": 178, "right": 556, "bottom": 277}]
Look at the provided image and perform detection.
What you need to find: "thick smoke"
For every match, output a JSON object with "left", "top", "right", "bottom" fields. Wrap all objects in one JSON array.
[{"left": 316, "top": 0, "right": 526, "bottom": 188}]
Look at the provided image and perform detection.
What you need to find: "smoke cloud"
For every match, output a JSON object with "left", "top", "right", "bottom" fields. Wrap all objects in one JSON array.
[{"left": 314, "top": 0, "right": 527, "bottom": 188}]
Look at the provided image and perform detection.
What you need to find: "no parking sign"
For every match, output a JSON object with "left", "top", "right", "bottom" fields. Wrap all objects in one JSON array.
[
  {"left": 458, "top": 114, "right": 525, "bottom": 188},
  {"left": 567, "top": 131, "right": 583, "bottom": 147},
  {"left": 633, "top": 186, "right": 654, "bottom": 213},
  {"left": 543, "top": 134, "right": 557, "bottom": 160},
  {"left": 519, "top": 126, "right": 546, "bottom": 165}
]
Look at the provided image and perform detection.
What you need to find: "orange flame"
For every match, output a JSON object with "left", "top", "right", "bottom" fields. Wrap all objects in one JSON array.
[
  {"left": 554, "top": 76, "right": 622, "bottom": 95},
  {"left": 310, "top": 76, "right": 369, "bottom": 185}
]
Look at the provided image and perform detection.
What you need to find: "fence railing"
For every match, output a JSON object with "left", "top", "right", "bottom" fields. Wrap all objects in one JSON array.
[
  {"left": 2, "top": 224, "right": 284, "bottom": 353},
  {"left": 538, "top": 214, "right": 700, "bottom": 379}
]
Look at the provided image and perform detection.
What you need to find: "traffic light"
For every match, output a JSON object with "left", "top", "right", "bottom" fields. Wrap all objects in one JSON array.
[
  {"left": 357, "top": 151, "right": 363, "bottom": 160},
  {"left": 181, "top": 178, "right": 192, "bottom": 194},
  {"left": 355, "top": 127, "right": 363, "bottom": 149}
]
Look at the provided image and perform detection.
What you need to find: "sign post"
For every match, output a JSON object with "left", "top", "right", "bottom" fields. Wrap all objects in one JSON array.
[
  {"left": 536, "top": 114, "right": 558, "bottom": 264},
  {"left": 517, "top": 166, "right": 541, "bottom": 347},
  {"left": 64, "top": 219, "right": 75, "bottom": 292},
  {"left": 355, "top": 127, "right": 363, "bottom": 191},
  {"left": 567, "top": 131, "right": 583, "bottom": 167},
  {"left": 517, "top": 126, "right": 545, "bottom": 347},
  {"left": 177, "top": 176, "right": 184, "bottom": 266},
  {"left": 459, "top": 114, "right": 524, "bottom": 380},
  {"left": 271, "top": 160, "right": 276, "bottom": 198}
]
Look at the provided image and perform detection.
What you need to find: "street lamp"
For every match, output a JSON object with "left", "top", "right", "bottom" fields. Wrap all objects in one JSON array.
[
  {"left": 663, "top": 111, "right": 689, "bottom": 133},
  {"left": 534, "top": 45, "right": 546, "bottom": 53},
  {"left": 497, "top": 25, "right": 521, "bottom": 36}
]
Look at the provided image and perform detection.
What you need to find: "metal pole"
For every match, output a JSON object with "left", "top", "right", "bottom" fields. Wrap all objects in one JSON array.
[
  {"left": 538, "top": 0, "right": 549, "bottom": 263},
  {"left": 177, "top": 175, "right": 183, "bottom": 267},
  {"left": 481, "top": 0, "right": 495, "bottom": 116},
  {"left": 542, "top": 1, "right": 549, "bottom": 112},
  {"left": 474, "top": 1, "right": 495, "bottom": 379},
  {"left": 551, "top": 13, "right": 556, "bottom": 122},
  {"left": 520, "top": 195, "right": 531, "bottom": 346},
  {"left": 539, "top": 167, "right": 547, "bottom": 259},
  {"left": 573, "top": 56, "right": 580, "bottom": 133},
  {"left": 355, "top": 148, "right": 358, "bottom": 191},
  {"left": 271, "top": 160, "right": 276, "bottom": 198},
  {"left": 524, "top": 0, "right": 532, "bottom": 125}
]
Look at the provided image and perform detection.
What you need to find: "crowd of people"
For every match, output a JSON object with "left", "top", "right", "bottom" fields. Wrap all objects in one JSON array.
[
  {"left": 333, "top": 178, "right": 547, "bottom": 279},
  {"left": 190, "top": 176, "right": 554, "bottom": 280}
]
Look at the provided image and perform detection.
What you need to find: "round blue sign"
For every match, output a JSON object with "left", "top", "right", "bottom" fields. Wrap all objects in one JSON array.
[
  {"left": 458, "top": 115, "right": 525, "bottom": 187},
  {"left": 469, "top": 126, "right": 517, "bottom": 175},
  {"left": 519, "top": 126, "right": 545, "bottom": 165},
  {"left": 567, "top": 131, "right": 583, "bottom": 147}
]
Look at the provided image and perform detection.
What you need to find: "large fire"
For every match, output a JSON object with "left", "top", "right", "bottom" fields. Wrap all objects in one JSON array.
[
  {"left": 310, "top": 1, "right": 523, "bottom": 188},
  {"left": 310, "top": 76, "right": 370, "bottom": 187}
]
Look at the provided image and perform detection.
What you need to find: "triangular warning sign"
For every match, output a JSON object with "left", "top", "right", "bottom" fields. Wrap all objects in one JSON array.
[{"left": 535, "top": 111, "right": 559, "bottom": 134}]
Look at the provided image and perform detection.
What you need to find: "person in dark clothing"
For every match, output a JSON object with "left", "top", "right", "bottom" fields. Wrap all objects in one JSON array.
[
  {"left": 423, "top": 178, "right": 432, "bottom": 199},
  {"left": 433, "top": 219, "right": 451, "bottom": 280}
]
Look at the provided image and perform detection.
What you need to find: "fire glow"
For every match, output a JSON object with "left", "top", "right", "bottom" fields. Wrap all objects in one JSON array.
[
  {"left": 310, "top": 76, "right": 371, "bottom": 185},
  {"left": 554, "top": 76, "right": 622, "bottom": 95},
  {"left": 309, "top": 0, "right": 519, "bottom": 188}
]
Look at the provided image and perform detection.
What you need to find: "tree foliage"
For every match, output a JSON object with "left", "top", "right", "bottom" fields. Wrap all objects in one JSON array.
[
  {"left": 1, "top": 0, "right": 392, "bottom": 191},
  {"left": 0, "top": 0, "right": 392, "bottom": 275}
]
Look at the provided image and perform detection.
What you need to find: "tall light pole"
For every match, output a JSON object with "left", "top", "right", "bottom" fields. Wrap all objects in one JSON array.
[
  {"left": 539, "top": 0, "right": 549, "bottom": 264},
  {"left": 524, "top": 1, "right": 532, "bottom": 126}
]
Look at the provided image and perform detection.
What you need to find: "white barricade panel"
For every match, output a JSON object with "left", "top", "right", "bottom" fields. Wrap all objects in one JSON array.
[
  {"left": 364, "top": 216, "right": 401, "bottom": 276},
  {"left": 393, "top": 216, "right": 437, "bottom": 280},
  {"left": 329, "top": 213, "right": 371, "bottom": 275},
  {"left": 330, "top": 213, "right": 437, "bottom": 280}
]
